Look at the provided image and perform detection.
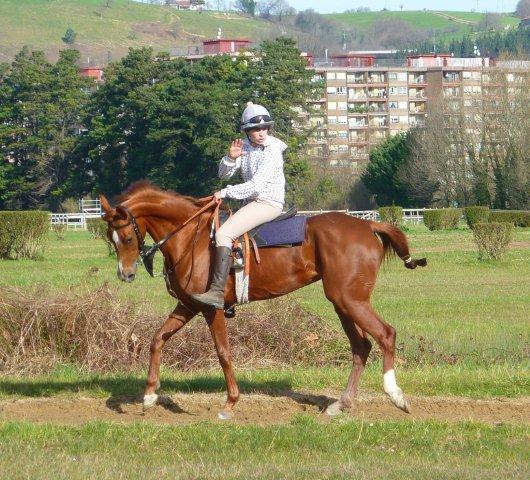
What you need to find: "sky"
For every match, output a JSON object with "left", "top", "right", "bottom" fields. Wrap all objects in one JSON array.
[{"left": 286, "top": 1, "right": 519, "bottom": 14}]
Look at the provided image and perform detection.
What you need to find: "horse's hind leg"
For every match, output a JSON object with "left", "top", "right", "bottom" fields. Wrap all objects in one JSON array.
[
  {"left": 143, "top": 303, "right": 196, "bottom": 409},
  {"left": 205, "top": 308, "right": 240, "bottom": 420},
  {"left": 326, "top": 310, "right": 372, "bottom": 416},
  {"left": 328, "top": 299, "right": 409, "bottom": 413}
]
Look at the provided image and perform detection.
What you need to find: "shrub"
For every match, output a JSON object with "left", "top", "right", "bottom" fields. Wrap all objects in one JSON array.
[
  {"left": 464, "top": 206, "right": 490, "bottom": 229},
  {"left": 472, "top": 222, "right": 513, "bottom": 260},
  {"left": 423, "top": 208, "right": 462, "bottom": 230},
  {"left": 0, "top": 211, "right": 50, "bottom": 259},
  {"left": 86, "top": 217, "right": 114, "bottom": 255},
  {"left": 379, "top": 206, "right": 403, "bottom": 227},
  {"left": 489, "top": 210, "right": 530, "bottom": 227},
  {"left": 51, "top": 223, "right": 67, "bottom": 241},
  {"left": 0, "top": 286, "right": 350, "bottom": 374}
]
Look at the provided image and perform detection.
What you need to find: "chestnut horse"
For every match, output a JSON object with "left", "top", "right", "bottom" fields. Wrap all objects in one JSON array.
[{"left": 100, "top": 181, "right": 426, "bottom": 419}]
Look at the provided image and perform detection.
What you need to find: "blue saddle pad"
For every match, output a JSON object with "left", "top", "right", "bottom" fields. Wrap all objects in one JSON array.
[{"left": 254, "top": 215, "right": 307, "bottom": 247}]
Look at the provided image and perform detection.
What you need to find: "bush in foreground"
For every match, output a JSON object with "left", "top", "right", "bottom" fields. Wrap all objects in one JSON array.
[
  {"left": 0, "top": 211, "right": 49, "bottom": 259},
  {"left": 472, "top": 222, "right": 513, "bottom": 260},
  {"left": 423, "top": 208, "right": 462, "bottom": 231},
  {"left": 0, "top": 285, "right": 349, "bottom": 374}
]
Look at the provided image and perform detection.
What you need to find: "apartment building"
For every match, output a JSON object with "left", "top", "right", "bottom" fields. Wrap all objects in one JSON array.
[{"left": 306, "top": 54, "right": 529, "bottom": 173}]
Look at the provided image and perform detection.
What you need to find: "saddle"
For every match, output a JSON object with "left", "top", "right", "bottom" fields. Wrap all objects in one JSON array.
[{"left": 218, "top": 206, "right": 306, "bottom": 248}]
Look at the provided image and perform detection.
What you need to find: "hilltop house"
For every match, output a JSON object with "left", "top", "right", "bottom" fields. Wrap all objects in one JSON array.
[{"left": 165, "top": 0, "right": 204, "bottom": 10}]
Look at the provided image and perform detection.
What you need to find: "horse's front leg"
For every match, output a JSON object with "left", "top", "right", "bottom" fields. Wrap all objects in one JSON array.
[
  {"left": 143, "top": 303, "right": 196, "bottom": 409},
  {"left": 205, "top": 308, "right": 240, "bottom": 420}
]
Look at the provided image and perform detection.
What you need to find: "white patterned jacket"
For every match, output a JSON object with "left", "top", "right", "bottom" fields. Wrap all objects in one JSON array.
[{"left": 218, "top": 136, "right": 287, "bottom": 208}]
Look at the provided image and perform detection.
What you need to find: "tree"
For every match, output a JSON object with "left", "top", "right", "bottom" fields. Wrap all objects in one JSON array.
[
  {"left": 0, "top": 48, "right": 91, "bottom": 210},
  {"left": 234, "top": 0, "right": 257, "bottom": 16},
  {"left": 516, "top": 0, "right": 530, "bottom": 18},
  {"left": 361, "top": 133, "right": 413, "bottom": 206},
  {"left": 62, "top": 27, "right": 76, "bottom": 44}
]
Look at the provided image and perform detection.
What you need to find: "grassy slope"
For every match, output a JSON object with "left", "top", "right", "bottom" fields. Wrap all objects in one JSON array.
[
  {"left": 0, "top": 0, "right": 278, "bottom": 64},
  {"left": 0, "top": 419, "right": 528, "bottom": 480},
  {"left": 326, "top": 10, "right": 520, "bottom": 41}
]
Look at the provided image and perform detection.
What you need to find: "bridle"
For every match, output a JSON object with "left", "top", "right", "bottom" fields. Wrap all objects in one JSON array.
[{"left": 108, "top": 196, "right": 221, "bottom": 277}]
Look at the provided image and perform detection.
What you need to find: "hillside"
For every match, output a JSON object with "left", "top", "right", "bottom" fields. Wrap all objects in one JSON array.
[
  {"left": 0, "top": 0, "right": 282, "bottom": 65},
  {"left": 0, "top": 1, "right": 522, "bottom": 66},
  {"left": 326, "top": 10, "right": 520, "bottom": 42}
]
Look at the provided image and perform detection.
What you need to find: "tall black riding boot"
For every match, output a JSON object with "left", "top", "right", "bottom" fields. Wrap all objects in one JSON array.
[{"left": 190, "top": 246, "right": 232, "bottom": 309}]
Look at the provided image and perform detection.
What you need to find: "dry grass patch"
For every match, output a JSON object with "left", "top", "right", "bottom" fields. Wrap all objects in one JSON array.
[{"left": 0, "top": 284, "right": 348, "bottom": 374}]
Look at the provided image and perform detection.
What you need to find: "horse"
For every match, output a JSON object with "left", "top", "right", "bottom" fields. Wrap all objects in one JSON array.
[{"left": 100, "top": 181, "right": 426, "bottom": 419}]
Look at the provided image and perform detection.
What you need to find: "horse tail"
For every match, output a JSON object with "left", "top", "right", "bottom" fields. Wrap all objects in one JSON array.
[{"left": 369, "top": 221, "right": 427, "bottom": 270}]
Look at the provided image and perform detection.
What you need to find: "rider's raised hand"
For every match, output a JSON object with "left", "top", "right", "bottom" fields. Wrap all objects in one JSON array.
[{"left": 228, "top": 139, "right": 243, "bottom": 160}]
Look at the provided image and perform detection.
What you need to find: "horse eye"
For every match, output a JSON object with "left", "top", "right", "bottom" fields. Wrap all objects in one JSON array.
[{"left": 125, "top": 237, "right": 133, "bottom": 244}]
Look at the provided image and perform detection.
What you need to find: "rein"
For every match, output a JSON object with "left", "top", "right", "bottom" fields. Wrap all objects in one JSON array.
[{"left": 110, "top": 196, "right": 221, "bottom": 277}]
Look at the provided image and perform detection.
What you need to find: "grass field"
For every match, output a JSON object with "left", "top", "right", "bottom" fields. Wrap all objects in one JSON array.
[
  {"left": 327, "top": 10, "right": 520, "bottom": 41},
  {"left": 0, "top": 222, "right": 529, "bottom": 478}
]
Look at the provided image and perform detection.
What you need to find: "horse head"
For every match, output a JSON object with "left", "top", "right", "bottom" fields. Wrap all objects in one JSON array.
[{"left": 100, "top": 194, "right": 144, "bottom": 283}]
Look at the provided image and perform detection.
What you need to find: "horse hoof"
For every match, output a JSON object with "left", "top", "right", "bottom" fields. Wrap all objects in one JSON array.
[
  {"left": 143, "top": 393, "right": 158, "bottom": 410},
  {"left": 218, "top": 409, "right": 233, "bottom": 420},
  {"left": 326, "top": 401, "right": 344, "bottom": 416},
  {"left": 387, "top": 389, "right": 410, "bottom": 413}
]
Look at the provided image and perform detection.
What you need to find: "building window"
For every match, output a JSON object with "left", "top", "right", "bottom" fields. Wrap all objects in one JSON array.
[
  {"left": 326, "top": 72, "right": 336, "bottom": 80},
  {"left": 338, "top": 115, "right": 348, "bottom": 124},
  {"left": 390, "top": 116, "right": 399, "bottom": 124},
  {"left": 337, "top": 131, "right": 348, "bottom": 139},
  {"left": 328, "top": 101, "right": 337, "bottom": 110},
  {"left": 336, "top": 72, "right": 346, "bottom": 80},
  {"left": 337, "top": 101, "right": 347, "bottom": 110},
  {"left": 327, "top": 86, "right": 337, "bottom": 94},
  {"left": 327, "top": 116, "right": 337, "bottom": 124},
  {"left": 389, "top": 101, "right": 398, "bottom": 109},
  {"left": 336, "top": 86, "right": 347, "bottom": 95}
]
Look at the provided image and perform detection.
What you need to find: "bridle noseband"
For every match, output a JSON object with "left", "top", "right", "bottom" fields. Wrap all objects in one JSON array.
[{"left": 109, "top": 205, "right": 157, "bottom": 276}]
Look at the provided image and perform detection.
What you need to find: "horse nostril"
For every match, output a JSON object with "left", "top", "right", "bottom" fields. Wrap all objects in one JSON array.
[{"left": 127, "top": 273, "right": 136, "bottom": 282}]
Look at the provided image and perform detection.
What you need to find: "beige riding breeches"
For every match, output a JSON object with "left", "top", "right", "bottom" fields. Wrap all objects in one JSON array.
[{"left": 215, "top": 199, "right": 283, "bottom": 248}]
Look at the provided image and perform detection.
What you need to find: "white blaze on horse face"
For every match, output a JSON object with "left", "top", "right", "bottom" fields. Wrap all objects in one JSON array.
[{"left": 112, "top": 230, "right": 121, "bottom": 246}]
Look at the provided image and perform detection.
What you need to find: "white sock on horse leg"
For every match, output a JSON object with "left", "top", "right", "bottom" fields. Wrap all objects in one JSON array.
[{"left": 383, "top": 369, "right": 399, "bottom": 393}]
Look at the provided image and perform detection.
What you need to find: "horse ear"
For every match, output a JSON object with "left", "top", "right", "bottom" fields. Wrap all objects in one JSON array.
[
  {"left": 100, "top": 194, "right": 112, "bottom": 214},
  {"left": 115, "top": 205, "right": 128, "bottom": 221}
]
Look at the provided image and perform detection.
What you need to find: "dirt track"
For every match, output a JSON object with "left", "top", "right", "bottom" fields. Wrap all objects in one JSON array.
[{"left": 1, "top": 392, "right": 529, "bottom": 425}]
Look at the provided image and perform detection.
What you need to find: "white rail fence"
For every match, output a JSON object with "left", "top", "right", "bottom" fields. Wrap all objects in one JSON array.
[{"left": 50, "top": 206, "right": 429, "bottom": 231}]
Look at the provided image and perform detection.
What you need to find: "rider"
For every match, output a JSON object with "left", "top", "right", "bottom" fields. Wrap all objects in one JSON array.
[{"left": 190, "top": 102, "right": 287, "bottom": 309}]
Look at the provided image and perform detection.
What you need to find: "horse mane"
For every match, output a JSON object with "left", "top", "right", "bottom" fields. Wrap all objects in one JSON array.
[{"left": 115, "top": 180, "right": 207, "bottom": 207}]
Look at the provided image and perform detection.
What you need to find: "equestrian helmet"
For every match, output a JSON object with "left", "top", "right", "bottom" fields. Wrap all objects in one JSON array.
[{"left": 240, "top": 102, "right": 274, "bottom": 131}]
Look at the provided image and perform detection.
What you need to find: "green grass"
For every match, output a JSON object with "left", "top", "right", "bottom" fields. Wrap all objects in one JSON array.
[
  {"left": 326, "top": 10, "right": 520, "bottom": 42},
  {"left": 0, "top": 419, "right": 528, "bottom": 479},
  {"left": 1, "top": 224, "right": 529, "bottom": 478},
  {"left": 0, "top": 363, "right": 528, "bottom": 399},
  {"left": 0, "top": 0, "right": 280, "bottom": 63},
  {"left": 1, "top": 225, "right": 529, "bottom": 379}
]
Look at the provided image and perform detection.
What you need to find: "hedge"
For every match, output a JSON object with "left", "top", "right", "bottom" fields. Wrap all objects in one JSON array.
[
  {"left": 464, "top": 206, "right": 490, "bottom": 229},
  {"left": 379, "top": 206, "right": 403, "bottom": 227},
  {"left": 472, "top": 222, "right": 514, "bottom": 260},
  {"left": 489, "top": 210, "right": 530, "bottom": 228},
  {"left": 423, "top": 208, "right": 462, "bottom": 230},
  {"left": 0, "top": 211, "right": 50, "bottom": 259}
]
